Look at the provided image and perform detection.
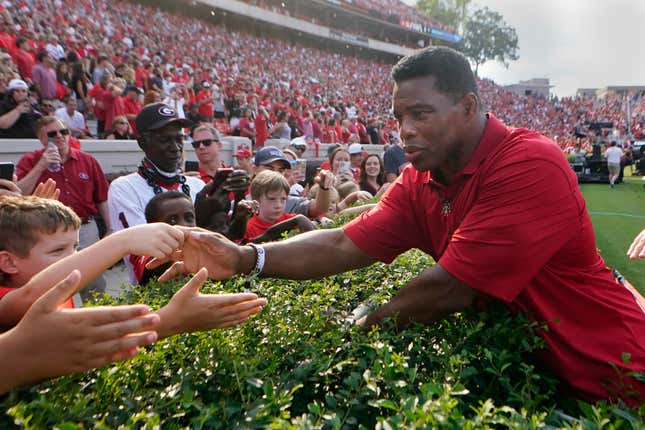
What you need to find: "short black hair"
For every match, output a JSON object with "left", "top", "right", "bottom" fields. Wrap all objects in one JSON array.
[
  {"left": 145, "top": 191, "right": 192, "bottom": 223},
  {"left": 391, "top": 47, "right": 478, "bottom": 102}
]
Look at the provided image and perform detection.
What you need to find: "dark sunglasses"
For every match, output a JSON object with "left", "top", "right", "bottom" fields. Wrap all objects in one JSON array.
[
  {"left": 46, "top": 128, "right": 70, "bottom": 138},
  {"left": 191, "top": 138, "right": 218, "bottom": 148},
  {"left": 41, "top": 103, "right": 53, "bottom": 108}
]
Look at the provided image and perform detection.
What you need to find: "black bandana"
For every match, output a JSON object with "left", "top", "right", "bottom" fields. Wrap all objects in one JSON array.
[{"left": 137, "top": 157, "right": 190, "bottom": 196}]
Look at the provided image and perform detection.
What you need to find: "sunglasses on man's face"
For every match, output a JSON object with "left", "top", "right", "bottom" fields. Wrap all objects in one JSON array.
[
  {"left": 46, "top": 128, "right": 70, "bottom": 138},
  {"left": 191, "top": 138, "right": 218, "bottom": 148}
]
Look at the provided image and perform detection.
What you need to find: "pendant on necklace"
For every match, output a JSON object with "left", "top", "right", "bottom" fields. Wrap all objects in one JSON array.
[{"left": 442, "top": 200, "right": 451, "bottom": 217}]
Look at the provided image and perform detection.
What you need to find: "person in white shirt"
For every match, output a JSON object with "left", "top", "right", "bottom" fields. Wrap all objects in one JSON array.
[
  {"left": 605, "top": 141, "right": 623, "bottom": 188},
  {"left": 55, "top": 96, "right": 90, "bottom": 139}
]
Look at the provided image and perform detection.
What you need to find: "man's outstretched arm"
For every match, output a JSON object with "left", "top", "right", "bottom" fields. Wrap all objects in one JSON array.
[
  {"left": 361, "top": 263, "right": 478, "bottom": 329},
  {"left": 157, "top": 227, "right": 378, "bottom": 281}
]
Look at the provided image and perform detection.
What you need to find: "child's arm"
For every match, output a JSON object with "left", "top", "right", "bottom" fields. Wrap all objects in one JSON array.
[
  {"left": 337, "top": 191, "right": 373, "bottom": 211},
  {"left": 339, "top": 203, "right": 377, "bottom": 217},
  {"left": 0, "top": 270, "right": 160, "bottom": 394},
  {"left": 0, "top": 223, "right": 184, "bottom": 327},
  {"left": 250, "top": 215, "right": 315, "bottom": 244},
  {"left": 155, "top": 268, "right": 266, "bottom": 339}
]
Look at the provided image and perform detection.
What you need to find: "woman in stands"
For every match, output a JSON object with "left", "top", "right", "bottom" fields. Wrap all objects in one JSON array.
[
  {"left": 105, "top": 115, "right": 135, "bottom": 140},
  {"left": 269, "top": 110, "right": 291, "bottom": 140},
  {"left": 358, "top": 153, "right": 386, "bottom": 196},
  {"left": 329, "top": 146, "right": 356, "bottom": 185}
]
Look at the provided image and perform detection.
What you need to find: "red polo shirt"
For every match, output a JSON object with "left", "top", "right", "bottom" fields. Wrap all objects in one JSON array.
[
  {"left": 16, "top": 148, "right": 109, "bottom": 220},
  {"left": 343, "top": 114, "right": 645, "bottom": 405}
]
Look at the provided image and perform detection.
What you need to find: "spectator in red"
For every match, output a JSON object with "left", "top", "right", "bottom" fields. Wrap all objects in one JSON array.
[
  {"left": 190, "top": 125, "right": 226, "bottom": 183},
  {"left": 103, "top": 77, "right": 127, "bottom": 132},
  {"left": 254, "top": 106, "right": 270, "bottom": 148},
  {"left": 358, "top": 153, "right": 386, "bottom": 195},
  {"left": 238, "top": 107, "right": 256, "bottom": 143},
  {"left": 196, "top": 81, "right": 213, "bottom": 123},
  {"left": 88, "top": 74, "right": 110, "bottom": 137},
  {"left": 11, "top": 37, "right": 34, "bottom": 81},
  {"left": 123, "top": 84, "right": 143, "bottom": 136}
]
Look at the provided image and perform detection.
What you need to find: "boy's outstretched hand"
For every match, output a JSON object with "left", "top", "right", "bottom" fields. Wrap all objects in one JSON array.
[
  {"left": 148, "top": 227, "right": 245, "bottom": 281},
  {"left": 156, "top": 268, "right": 266, "bottom": 338},
  {"left": 0, "top": 270, "right": 160, "bottom": 393},
  {"left": 124, "top": 223, "right": 185, "bottom": 258}
]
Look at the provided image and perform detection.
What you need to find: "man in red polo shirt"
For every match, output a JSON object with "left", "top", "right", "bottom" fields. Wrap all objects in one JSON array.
[
  {"left": 16, "top": 116, "right": 110, "bottom": 301},
  {"left": 189, "top": 125, "right": 226, "bottom": 183},
  {"left": 159, "top": 47, "right": 645, "bottom": 406},
  {"left": 123, "top": 84, "right": 143, "bottom": 136}
]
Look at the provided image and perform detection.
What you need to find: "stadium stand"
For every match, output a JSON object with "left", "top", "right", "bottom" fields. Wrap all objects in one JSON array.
[{"left": 0, "top": 0, "right": 642, "bottom": 155}]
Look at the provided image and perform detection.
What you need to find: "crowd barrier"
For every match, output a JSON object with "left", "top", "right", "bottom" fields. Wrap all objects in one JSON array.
[{"left": 0, "top": 138, "right": 386, "bottom": 174}]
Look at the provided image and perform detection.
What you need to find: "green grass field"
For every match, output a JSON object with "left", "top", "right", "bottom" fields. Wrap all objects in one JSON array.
[{"left": 579, "top": 174, "right": 644, "bottom": 294}]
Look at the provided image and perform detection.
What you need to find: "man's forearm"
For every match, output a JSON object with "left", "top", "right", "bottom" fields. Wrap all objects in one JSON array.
[
  {"left": 363, "top": 264, "right": 477, "bottom": 328},
  {"left": 17, "top": 163, "right": 46, "bottom": 195},
  {"left": 249, "top": 228, "right": 375, "bottom": 279},
  {"left": 97, "top": 201, "right": 111, "bottom": 232}
]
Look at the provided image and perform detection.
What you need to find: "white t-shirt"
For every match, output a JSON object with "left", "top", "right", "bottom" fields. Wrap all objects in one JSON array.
[
  {"left": 108, "top": 172, "right": 205, "bottom": 282},
  {"left": 605, "top": 146, "right": 623, "bottom": 164},
  {"left": 55, "top": 108, "right": 86, "bottom": 133}
]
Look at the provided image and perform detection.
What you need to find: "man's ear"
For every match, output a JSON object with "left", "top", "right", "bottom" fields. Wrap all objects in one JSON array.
[
  {"left": 0, "top": 251, "right": 20, "bottom": 275},
  {"left": 136, "top": 135, "right": 147, "bottom": 151},
  {"left": 462, "top": 93, "right": 479, "bottom": 118}
]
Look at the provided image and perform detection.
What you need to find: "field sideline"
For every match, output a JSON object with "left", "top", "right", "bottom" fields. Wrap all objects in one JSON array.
[{"left": 580, "top": 174, "right": 644, "bottom": 294}]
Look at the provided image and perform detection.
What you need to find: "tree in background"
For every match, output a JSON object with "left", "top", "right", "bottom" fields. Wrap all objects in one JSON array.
[
  {"left": 416, "top": 0, "right": 471, "bottom": 34},
  {"left": 462, "top": 6, "right": 519, "bottom": 75},
  {"left": 416, "top": 1, "right": 519, "bottom": 75}
]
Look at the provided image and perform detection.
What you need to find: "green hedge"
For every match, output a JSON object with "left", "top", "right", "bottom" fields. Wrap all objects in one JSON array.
[{"left": 2, "top": 249, "right": 643, "bottom": 428}]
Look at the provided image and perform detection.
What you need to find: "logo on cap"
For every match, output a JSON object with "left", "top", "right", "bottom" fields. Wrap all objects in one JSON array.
[{"left": 158, "top": 106, "right": 176, "bottom": 117}]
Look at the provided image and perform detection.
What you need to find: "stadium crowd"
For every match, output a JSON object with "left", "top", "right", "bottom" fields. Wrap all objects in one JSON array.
[{"left": 0, "top": 0, "right": 641, "bottom": 151}]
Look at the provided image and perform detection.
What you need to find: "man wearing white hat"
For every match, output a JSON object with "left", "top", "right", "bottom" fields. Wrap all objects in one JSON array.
[{"left": 0, "top": 79, "right": 40, "bottom": 138}]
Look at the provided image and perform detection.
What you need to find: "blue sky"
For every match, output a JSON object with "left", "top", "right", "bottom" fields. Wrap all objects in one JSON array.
[{"left": 402, "top": 0, "right": 645, "bottom": 97}]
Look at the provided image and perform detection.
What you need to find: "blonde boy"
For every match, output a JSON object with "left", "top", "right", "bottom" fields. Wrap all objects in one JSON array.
[{"left": 243, "top": 171, "right": 314, "bottom": 243}]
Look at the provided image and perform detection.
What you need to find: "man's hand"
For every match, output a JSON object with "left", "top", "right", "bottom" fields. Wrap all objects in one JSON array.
[
  {"left": 32, "top": 178, "right": 60, "bottom": 200},
  {"left": 627, "top": 229, "right": 645, "bottom": 259},
  {"left": 223, "top": 170, "right": 251, "bottom": 198},
  {"left": 122, "top": 223, "right": 184, "bottom": 258},
  {"left": 36, "top": 144, "right": 62, "bottom": 170},
  {"left": 0, "top": 270, "right": 160, "bottom": 392},
  {"left": 0, "top": 178, "right": 21, "bottom": 196},
  {"left": 149, "top": 227, "right": 247, "bottom": 281},
  {"left": 157, "top": 268, "right": 267, "bottom": 337}
]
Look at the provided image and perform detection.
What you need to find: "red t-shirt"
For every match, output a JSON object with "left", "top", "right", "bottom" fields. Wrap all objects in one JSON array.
[
  {"left": 16, "top": 148, "right": 109, "bottom": 220},
  {"left": 343, "top": 114, "right": 645, "bottom": 406},
  {"left": 88, "top": 84, "right": 107, "bottom": 121},
  {"left": 0, "top": 285, "right": 74, "bottom": 309},
  {"left": 123, "top": 97, "right": 143, "bottom": 136},
  {"left": 244, "top": 213, "right": 296, "bottom": 241},
  {"left": 196, "top": 89, "right": 212, "bottom": 118},
  {"left": 254, "top": 115, "right": 268, "bottom": 147}
]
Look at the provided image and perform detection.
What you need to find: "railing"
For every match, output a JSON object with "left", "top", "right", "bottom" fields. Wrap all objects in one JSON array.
[{"left": 0, "top": 138, "right": 386, "bottom": 174}]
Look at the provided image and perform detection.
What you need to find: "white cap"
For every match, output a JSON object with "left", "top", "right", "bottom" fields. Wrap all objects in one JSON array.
[
  {"left": 348, "top": 143, "right": 363, "bottom": 155},
  {"left": 8, "top": 79, "right": 28, "bottom": 91}
]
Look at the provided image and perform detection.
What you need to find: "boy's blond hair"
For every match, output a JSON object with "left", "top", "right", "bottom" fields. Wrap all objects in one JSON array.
[
  {"left": 250, "top": 170, "right": 290, "bottom": 201},
  {"left": 0, "top": 195, "right": 81, "bottom": 257}
]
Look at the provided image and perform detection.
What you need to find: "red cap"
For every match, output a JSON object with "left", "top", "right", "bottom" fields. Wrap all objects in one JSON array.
[{"left": 234, "top": 147, "right": 251, "bottom": 158}]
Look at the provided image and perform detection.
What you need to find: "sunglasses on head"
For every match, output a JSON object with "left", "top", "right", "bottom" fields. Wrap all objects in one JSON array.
[
  {"left": 46, "top": 128, "right": 70, "bottom": 138},
  {"left": 191, "top": 138, "right": 218, "bottom": 148}
]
